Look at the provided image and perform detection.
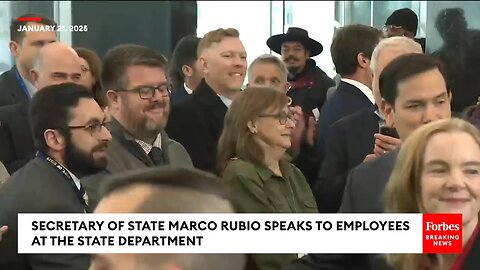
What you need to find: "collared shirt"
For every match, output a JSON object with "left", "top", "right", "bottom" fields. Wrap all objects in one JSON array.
[
  {"left": 341, "top": 78, "right": 375, "bottom": 105},
  {"left": 64, "top": 167, "right": 81, "bottom": 190},
  {"left": 218, "top": 94, "right": 232, "bottom": 108},
  {"left": 184, "top": 83, "right": 193, "bottom": 95},
  {"left": 135, "top": 133, "right": 163, "bottom": 155},
  {"left": 19, "top": 72, "right": 37, "bottom": 98}
]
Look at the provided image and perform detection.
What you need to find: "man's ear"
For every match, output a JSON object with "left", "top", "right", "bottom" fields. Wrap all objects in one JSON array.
[
  {"left": 30, "top": 69, "right": 39, "bottom": 88},
  {"left": 9, "top": 41, "right": 20, "bottom": 57},
  {"left": 106, "top": 90, "right": 119, "bottom": 109},
  {"left": 383, "top": 100, "right": 395, "bottom": 127},
  {"left": 198, "top": 56, "right": 208, "bottom": 74},
  {"left": 182, "top": 64, "right": 193, "bottom": 78},
  {"left": 357, "top": 53, "right": 369, "bottom": 69},
  {"left": 44, "top": 129, "right": 66, "bottom": 152}
]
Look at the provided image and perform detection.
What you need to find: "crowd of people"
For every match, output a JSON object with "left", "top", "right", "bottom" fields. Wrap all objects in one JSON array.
[{"left": 1, "top": 6, "right": 480, "bottom": 270}]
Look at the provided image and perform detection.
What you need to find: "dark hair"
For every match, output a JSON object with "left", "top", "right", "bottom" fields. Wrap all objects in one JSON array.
[
  {"left": 168, "top": 35, "right": 201, "bottom": 91},
  {"left": 102, "top": 44, "right": 168, "bottom": 92},
  {"left": 330, "top": 24, "right": 382, "bottom": 76},
  {"left": 74, "top": 47, "right": 105, "bottom": 107},
  {"left": 102, "top": 167, "right": 232, "bottom": 204},
  {"left": 30, "top": 83, "right": 94, "bottom": 153},
  {"left": 379, "top": 53, "right": 450, "bottom": 106},
  {"left": 10, "top": 13, "right": 57, "bottom": 43}
]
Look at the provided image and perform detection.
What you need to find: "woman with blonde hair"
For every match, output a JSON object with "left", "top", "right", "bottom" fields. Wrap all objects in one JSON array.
[
  {"left": 217, "top": 86, "right": 317, "bottom": 270},
  {"left": 385, "top": 118, "right": 480, "bottom": 270}
]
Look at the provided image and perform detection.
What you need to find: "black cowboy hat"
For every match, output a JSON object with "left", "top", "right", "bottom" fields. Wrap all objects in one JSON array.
[{"left": 266, "top": 27, "right": 323, "bottom": 57}]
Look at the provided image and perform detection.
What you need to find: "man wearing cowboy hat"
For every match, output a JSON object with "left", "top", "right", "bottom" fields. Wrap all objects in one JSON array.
[{"left": 267, "top": 27, "right": 335, "bottom": 122}]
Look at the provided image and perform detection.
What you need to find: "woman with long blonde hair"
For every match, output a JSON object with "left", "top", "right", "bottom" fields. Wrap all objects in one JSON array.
[{"left": 385, "top": 118, "right": 480, "bottom": 270}]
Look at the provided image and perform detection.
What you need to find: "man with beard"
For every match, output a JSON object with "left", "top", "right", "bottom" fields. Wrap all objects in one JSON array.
[
  {"left": 266, "top": 27, "right": 335, "bottom": 122},
  {"left": 0, "top": 83, "right": 111, "bottom": 269},
  {"left": 0, "top": 42, "right": 83, "bottom": 174},
  {"left": 166, "top": 28, "right": 247, "bottom": 174},
  {"left": 81, "top": 44, "right": 193, "bottom": 210}
]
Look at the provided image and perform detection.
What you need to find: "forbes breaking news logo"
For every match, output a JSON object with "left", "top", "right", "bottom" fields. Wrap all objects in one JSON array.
[{"left": 423, "top": 213, "right": 462, "bottom": 254}]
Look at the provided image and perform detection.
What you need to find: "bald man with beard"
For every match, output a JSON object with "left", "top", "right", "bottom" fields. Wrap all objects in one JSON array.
[{"left": 0, "top": 42, "right": 83, "bottom": 174}]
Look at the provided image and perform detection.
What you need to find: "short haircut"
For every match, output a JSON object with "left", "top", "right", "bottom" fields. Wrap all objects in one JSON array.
[
  {"left": 168, "top": 35, "right": 201, "bottom": 91},
  {"left": 370, "top": 36, "right": 423, "bottom": 72},
  {"left": 197, "top": 28, "right": 240, "bottom": 57},
  {"left": 74, "top": 47, "right": 105, "bottom": 107},
  {"left": 30, "top": 83, "right": 94, "bottom": 153},
  {"left": 247, "top": 54, "right": 288, "bottom": 82},
  {"left": 100, "top": 167, "right": 244, "bottom": 270},
  {"left": 379, "top": 53, "right": 449, "bottom": 106},
  {"left": 330, "top": 24, "right": 382, "bottom": 76},
  {"left": 10, "top": 13, "right": 57, "bottom": 43},
  {"left": 217, "top": 87, "right": 290, "bottom": 174},
  {"left": 102, "top": 44, "right": 168, "bottom": 92}
]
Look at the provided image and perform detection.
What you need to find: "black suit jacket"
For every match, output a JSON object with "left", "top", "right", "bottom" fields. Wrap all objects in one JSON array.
[
  {"left": 316, "top": 81, "right": 373, "bottom": 162},
  {"left": 165, "top": 79, "right": 227, "bottom": 174},
  {"left": 170, "top": 85, "right": 189, "bottom": 104},
  {"left": 315, "top": 106, "right": 379, "bottom": 212},
  {"left": 0, "top": 101, "right": 35, "bottom": 174},
  {"left": 0, "top": 156, "right": 90, "bottom": 270},
  {"left": 0, "top": 66, "right": 29, "bottom": 106}
]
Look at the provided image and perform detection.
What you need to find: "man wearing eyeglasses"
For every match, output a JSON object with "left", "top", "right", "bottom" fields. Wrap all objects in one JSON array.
[
  {"left": 0, "top": 83, "right": 111, "bottom": 270},
  {"left": 81, "top": 44, "right": 193, "bottom": 210},
  {"left": 0, "top": 42, "right": 84, "bottom": 174}
]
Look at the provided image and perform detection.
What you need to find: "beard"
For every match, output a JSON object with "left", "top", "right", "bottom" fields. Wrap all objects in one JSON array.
[
  {"left": 64, "top": 136, "right": 108, "bottom": 178},
  {"left": 120, "top": 98, "right": 169, "bottom": 139}
]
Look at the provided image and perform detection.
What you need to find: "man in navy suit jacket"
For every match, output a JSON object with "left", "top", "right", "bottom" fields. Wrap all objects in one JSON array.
[
  {"left": 168, "top": 35, "right": 203, "bottom": 104},
  {"left": 315, "top": 36, "right": 423, "bottom": 212},
  {"left": 316, "top": 24, "right": 382, "bottom": 162}
]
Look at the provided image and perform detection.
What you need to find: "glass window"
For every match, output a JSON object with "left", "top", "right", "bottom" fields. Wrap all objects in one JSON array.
[{"left": 0, "top": 1, "right": 12, "bottom": 73}]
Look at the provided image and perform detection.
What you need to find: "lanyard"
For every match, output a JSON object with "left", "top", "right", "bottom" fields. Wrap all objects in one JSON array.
[
  {"left": 38, "top": 153, "right": 90, "bottom": 213},
  {"left": 14, "top": 66, "right": 31, "bottom": 99}
]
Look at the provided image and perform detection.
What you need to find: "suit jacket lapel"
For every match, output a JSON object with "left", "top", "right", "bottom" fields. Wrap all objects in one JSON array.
[
  {"left": 7, "top": 66, "right": 29, "bottom": 103},
  {"left": 109, "top": 118, "right": 154, "bottom": 166},
  {"left": 193, "top": 79, "right": 228, "bottom": 140}
]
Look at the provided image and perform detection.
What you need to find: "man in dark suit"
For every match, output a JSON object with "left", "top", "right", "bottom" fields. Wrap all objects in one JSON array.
[
  {"left": 285, "top": 54, "right": 452, "bottom": 270},
  {"left": 0, "top": 42, "right": 83, "bottom": 174},
  {"left": 90, "top": 167, "right": 245, "bottom": 270},
  {"left": 0, "top": 13, "right": 56, "bottom": 106},
  {"left": 81, "top": 44, "right": 193, "bottom": 210},
  {"left": 266, "top": 27, "right": 335, "bottom": 122},
  {"left": 316, "top": 24, "right": 382, "bottom": 162},
  {"left": 166, "top": 28, "right": 247, "bottom": 174},
  {"left": 315, "top": 36, "right": 423, "bottom": 213},
  {"left": 0, "top": 83, "right": 112, "bottom": 270},
  {"left": 168, "top": 35, "right": 203, "bottom": 104}
]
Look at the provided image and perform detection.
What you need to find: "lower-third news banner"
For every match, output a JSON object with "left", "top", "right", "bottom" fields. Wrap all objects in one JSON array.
[{"left": 17, "top": 213, "right": 462, "bottom": 254}]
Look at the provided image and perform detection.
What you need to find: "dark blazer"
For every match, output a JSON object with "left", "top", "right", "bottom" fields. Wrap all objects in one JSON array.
[
  {"left": 165, "top": 79, "right": 227, "bottom": 174},
  {"left": 0, "top": 156, "right": 90, "bottom": 270},
  {"left": 81, "top": 118, "right": 193, "bottom": 210},
  {"left": 316, "top": 81, "right": 373, "bottom": 161},
  {"left": 0, "top": 101, "right": 35, "bottom": 174},
  {"left": 170, "top": 85, "right": 190, "bottom": 104},
  {"left": 315, "top": 106, "right": 380, "bottom": 212},
  {"left": 0, "top": 66, "right": 29, "bottom": 107}
]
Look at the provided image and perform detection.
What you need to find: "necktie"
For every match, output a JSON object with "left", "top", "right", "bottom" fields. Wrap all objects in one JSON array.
[{"left": 149, "top": 146, "right": 165, "bottom": 165}]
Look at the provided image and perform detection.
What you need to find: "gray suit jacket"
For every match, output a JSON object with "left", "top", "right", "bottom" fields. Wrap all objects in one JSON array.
[
  {"left": 0, "top": 156, "right": 89, "bottom": 270},
  {"left": 81, "top": 119, "right": 193, "bottom": 210}
]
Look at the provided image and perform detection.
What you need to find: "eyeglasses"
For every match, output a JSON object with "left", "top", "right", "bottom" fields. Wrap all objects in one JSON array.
[
  {"left": 68, "top": 121, "right": 111, "bottom": 136},
  {"left": 115, "top": 85, "right": 171, "bottom": 99},
  {"left": 257, "top": 111, "right": 295, "bottom": 125}
]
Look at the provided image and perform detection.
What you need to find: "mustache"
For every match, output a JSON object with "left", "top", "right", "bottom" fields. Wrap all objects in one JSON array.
[
  {"left": 92, "top": 142, "right": 109, "bottom": 152},
  {"left": 144, "top": 102, "right": 166, "bottom": 111},
  {"left": 284, "top": 56, "right": 299, "bottom": 62}
]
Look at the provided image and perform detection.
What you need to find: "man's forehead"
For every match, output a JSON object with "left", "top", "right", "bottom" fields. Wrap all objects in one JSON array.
[
  {"left": 252, "top": 63, "right": 284, "bottom": 77},
  {"left": 69, "top": 98, "right": 105, "bottom": 122}
]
